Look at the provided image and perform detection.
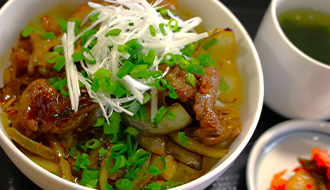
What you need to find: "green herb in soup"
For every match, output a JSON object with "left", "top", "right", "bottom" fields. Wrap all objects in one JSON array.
[{"left": 278, "top": 8, "right": 330, "bottom": 65}]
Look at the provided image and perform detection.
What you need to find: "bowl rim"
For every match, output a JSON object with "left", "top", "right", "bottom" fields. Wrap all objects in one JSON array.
[{"left": 0, "top": 0, "right": 264, "bottom": 189}]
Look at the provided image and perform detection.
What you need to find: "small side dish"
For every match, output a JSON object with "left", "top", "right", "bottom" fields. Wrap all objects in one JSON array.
[
  {"left": 0, "top": 0, "right": 244, "bottom": 189},
  {"left": 270, "top": 148, "right": 330, "bottom": 190}
]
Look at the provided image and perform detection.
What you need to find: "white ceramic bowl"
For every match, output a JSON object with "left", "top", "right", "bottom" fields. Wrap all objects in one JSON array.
[
  {"left": 0, "top": 0, "right": 263, "bottom": 189},
  {"left": 247, "top": 120, "right": 330, "bottom": 190}
]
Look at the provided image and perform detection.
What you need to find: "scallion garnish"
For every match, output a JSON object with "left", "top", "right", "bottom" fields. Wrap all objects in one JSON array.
[
  {"left": 162, "top": 53, "right": 176, "bottom": 66},
  {"left": 54, "top": 47, "right": 63, "bottom": 54},
  {"left": 187, "top": 73, "right": 196, "bottom": 87},
  {"left": 85, "top": 139, "right": 101, "bottom": 149},
  {"left": 153, "top": 106, "right": 169, "bottom": 123},
  {"left": 178, "top": 57, "right": 190, "bottom": 70},
  {"left": 124, "top": 126, "right": 139, "bottom": 136},
  {"left": 89, "top": 12, "right": 100, "bottom": 22},
  {"left": 68, "top": 18, "right": 81, "bottom": 28},
  {"left": 103, "top": 122, "right": 120, "bottom": 134},
  {"left": 91, "top": 79, "right": 100, "bottom": 93},
  {"left": 149, "top": 156, "right": 166, "bottom": 175},
  {"left": 58, "top": 19, "right": 68, "bottom": 32},
  {"left": 45, "top": 52, "right": 60, "bottom": 63},
  {"left": 116, "top": 61, "right": 135, "bottom": 78},
  {"left": 93, "top": 117, "right": 105, "bottom": 127},
  {"left": 105, "top": 29, "right": 122, "bottom": 37},
  {"left": 98, "top": 147, "right": 107, "bottom": 156},
  {"left": 138, "top": 105, "right": 148, "bottom": 121},
  {"left": 52, "top": 56, "right": 65, "bottom": 71},
  {"left": 21, "top": 27, "right": 36, "bottom": 37},
  {"left": 82, "top": 48, "right": 96, "bottom": 65},
  {"left": 178, "top": 132, "right": 189, "bottom": 146},
  {"left": 159, "top": 23, "right": 167, "bottom": 36},
  {"left": 60, "top": 78, "right": 70, "bottom": 97},
  {"left": 220, "top": 76, "right": 229, "bottom": 92},
  {"left": 168, "top": 18, "right": 178, "bottom": 30},
  {"left": 41, "top": 32, "right": 56, "bottom": 39},
  {"left": 149, "top": 25, "right": 156, "bottom": 37},
  {"left": 167, "top": 111, "right": 176, "bottom": 121},
  {"left": 115, "top": 178, "right": 133, "bottom": 190},
  {"left": 48, "top": 77, "right": 61, "bottom": 91},
  {"left": 93, "top": 68, "right": 111, "bottom": 79},
  {"left": 202, "top": 37, "right": 218, "bottom": 50},
  {"left": 71, "top": 52, "right": 83, "bottom": 62},
  {"left": 187, "top": 64, "right": 205, "bottom": 75}
]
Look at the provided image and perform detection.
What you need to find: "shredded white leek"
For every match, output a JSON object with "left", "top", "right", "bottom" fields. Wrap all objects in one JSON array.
[{"left": 61, "top": 0, "right": 208, "bottom": 120}]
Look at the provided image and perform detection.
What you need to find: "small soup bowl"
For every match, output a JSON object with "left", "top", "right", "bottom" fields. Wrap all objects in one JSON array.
[{"left": 255, "top": 0, "right": 330, "bottom": 120}]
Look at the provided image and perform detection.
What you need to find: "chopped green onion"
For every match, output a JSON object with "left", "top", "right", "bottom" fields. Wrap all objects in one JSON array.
[
  {"left": 82, "top": 168, "right": 99, "bottom": 180},
  {"left": 178, "top": 132, "right": 189, "bottom": 146},
  {"left": 49, "top": 77, "right": 61, "bottom": 91},
  {"left": 187, "top": 64, "right": 205, "bottom": 75},
  {"left": 149, "top": 156, "right": 166, "bottom": 175},
  {"left": 103, "top": 122, "right": 120, "bottom": 134},
  {"left": 113, "top": 81, "right": 127, "bottom": 97},
  {"left": 21, "top": 27, "right": 35, "bottom": 37},
  {"left": 60, "top": 78, "right": 69, "bottom": 97},
  {"left": 181, "top": 43, "right": 196, "bottom": 57},
  {"left": 124, "top": 127, "right": 139, "bottom": 136},
  {"left": 125, "top": 38, "right": 141, "bottom": 49},
  {"left": 69, "top": 145, "right": 78, "bottom": 157},
  {"left": 98, "top": 147, "right": 107, "bottom": 156},
  {"left": 155, "top": 78, "right": 167, "bottom": 90},
  {"left": 82, "top": 48, "right": 96, "bottom": 65},
  {"left": 138, "top": 105, "right": 148, "bottom": 121},
  {"left": 178, "top": 57, "right": 190, "bottom": 70},
  {"left": 46, "top": 52, "right": 60, "bottom": 63},
  {"left": 202, "top": 37, "right": 218, "bottom": 50},
  {"left": 77, "top": 144, "right": 88, "bottom": 152},
  {"left": 105, "top": 183, "right": 114, "bottom": 190},
  {"left": 86, "top": 179, "right": 99, "bottom": 188},
  {"left": 68, "top": 18, "right": 81, "bottom": 28},
  {"left": 146, "top": 49, "right": 157, "bottom": 66},
  {"left": 129, "top": 22, "right": 134, "bottom": 26},
  {"left": 89, "top": 13, "right": 100, "bottom": 22},
  {"left": 167, "top": 111, "right": 176, "bottom": 121},
  {"left": 91, "top": 78, "right": 100, "bottom": 93},
  {"left": 116, "top": 178, "right": 133, "bottom": 190},
  {"left": 149, "top": 25, "right": 156, "bottom": 37},
  {"left": 142, "top": 92, "right": 151, "bottom": 104},
  {"left": 110, "top": 111, "right": 121, "bottom": 122},
  {"left": 41, "top": 32, "right": 56, "bottom": 39},
  {"left": 187, "top": 73, "right": 196, "bottom": 87},
  {"left": 138, "top": 64, "right": 148, "bottom": 78},
  {"left": 162, "top": 53, "right": 176, "bottom": 66},
  {"left": 105, "top": 29, "right": 121, "bottom": 37},
  {"left": 53, "top": 56, "right": 65, "bottom": 71},
  {"left": 220, "top": 76, "right": 229, "bottom": 92},
  {"left": 93, "top": 68, "right": 110, "bottom": 79},
  {"left": 127, "top": 100, "right": 141, "bottom": 115},
  {"left": 199, "top": 53, "right": 215, "bottom": 66},
  {"left": 79, "top": 175, "right": 90, "bottom": 186},
  {"left": 158, "top": 8, "right": 167, "bottom": 16},
  {"left": 127, "top": 134, "right": 138, "bottom": 156},
  {"left": 108, "top": 133, "right": 119, "bottom": 143},
  {"left": 54, "top": 47, "right": 63, "bottom": 54},
  {"left": 85, "top": 139, "right": 101, "bottom": 149},
  {"left": 74, "top": 27, "right": 80, "bottom": 35},
  {"left": 116, "top": 61, "right": 135, "bottom": 79},
  {"left": 99, "top": 78, "right": 116, "bottom": 94},
  {"left": 159, "top": 23, "right": 167, "bottom": 36},
  {"left": 71, "top": 52, "right": 83, "bottom": 62},
  {"left": 153, "top": 106, "right": 169, "bottom": 124},
  {"left": 93, "top": 117, "right": 105, "bottom": 127},
  {"left": 168, "top": 18, "right": 178, "bottom": 30},
  {"left": 117, "top": 45, "right": 131, "bottom": 54},
  {"left": 189, "top": 58, "right": 200, "bottom": 65},
  {"left": 168, "top": 89, "right": 178, "bottom": 99},
  {"left": 58, "top": 19, "right": 68, "bottom": 33},
  {"left": 144, "top": 182, "right": 160, "bottom": 190}
]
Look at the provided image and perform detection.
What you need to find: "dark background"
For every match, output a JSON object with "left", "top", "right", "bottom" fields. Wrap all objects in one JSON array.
[{"left": 0, "top": 0, "right": 287, "bottom": 189}]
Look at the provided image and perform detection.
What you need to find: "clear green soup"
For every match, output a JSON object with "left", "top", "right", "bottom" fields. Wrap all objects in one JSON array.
[{"left": 278, "top": 8, "right": 330, "bottom": 65}]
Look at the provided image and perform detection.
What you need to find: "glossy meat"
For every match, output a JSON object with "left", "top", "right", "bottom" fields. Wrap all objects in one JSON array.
[
  {"left": 11, "top": 79, "right": 99, "bottom": 139},
  {"left": 159, "top": 64, "right": 240, "bottom": 146}
]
